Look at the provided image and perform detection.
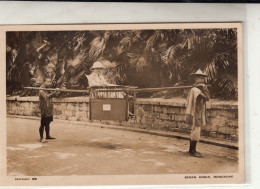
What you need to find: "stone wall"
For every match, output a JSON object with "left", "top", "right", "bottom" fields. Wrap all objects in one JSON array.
[
  {"left": 133, "top": 98, "right": 238, "bottom": 141},
  {"left": 6, "top": 96, "right": 89, "bottom": 121},
  {"left": 6, "top": 96, "right": 238, "bottom": 142}
]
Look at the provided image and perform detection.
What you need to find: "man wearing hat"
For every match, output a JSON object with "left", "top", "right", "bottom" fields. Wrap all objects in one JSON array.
[
  {"left": 85, "top": 61, "right": 110, "bottom": 87},
  {"left": 85, "top": 61, "right": 124, "bottom": 99},
  {"left": 186, "top": 69, "right": 210, "bottom": 158}
]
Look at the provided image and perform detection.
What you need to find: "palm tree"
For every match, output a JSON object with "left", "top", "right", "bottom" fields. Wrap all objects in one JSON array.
[
  {"left": 145, "top": 28, "right": 238, "bottom": 99},
  {"left": 6, "top": 28, "right": 238, "bottom": 100},
  {"left": 179, "top": 28, "right": 237, "bottom": 99}
]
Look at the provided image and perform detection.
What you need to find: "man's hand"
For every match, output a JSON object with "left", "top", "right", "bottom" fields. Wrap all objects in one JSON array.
[
  {"left": 195, "top": 83, "right": 208, "bottom": 91},
  {"left": 195, "top": 84, "right": 210, "bottom": 100},
  {"left": 55, "top": 88, "right": 61, "bottom": 95},
  {"left": 195, "top": 83, "right": 206, "bottom": 88}
]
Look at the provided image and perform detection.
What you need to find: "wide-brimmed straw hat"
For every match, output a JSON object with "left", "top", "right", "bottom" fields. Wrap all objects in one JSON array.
[
  {"left": 90, "top": 61, "right": 104, "bottom": 70},
  {"left": 190, "top": 69, "right": 208, "bottom": 77}
]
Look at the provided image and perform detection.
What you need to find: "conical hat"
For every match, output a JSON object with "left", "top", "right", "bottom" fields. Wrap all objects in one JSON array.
[
  {"left": 190, "top": 69, "right": 208, "bottom": 77},
  {"left": 90, "top": 61, "right": 104, "bottom": 70}
]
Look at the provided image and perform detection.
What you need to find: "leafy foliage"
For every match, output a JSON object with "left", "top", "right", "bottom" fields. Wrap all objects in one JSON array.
[{"left": 6, "top": 28, "right": 238, "bottom": 100}]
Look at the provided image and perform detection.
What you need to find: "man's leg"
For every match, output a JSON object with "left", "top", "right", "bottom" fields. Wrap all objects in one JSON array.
[
  {"left": 193, "top": 141, "right": 197, "bottom": 153},
  {"left": 189, "top": 140, "right": 193, "bottom": 153},
  {"left": 46, "top": 117, "right": 55, "bottom": 140},
  {"left": 189, "top": 125, "right": 202, "bottom": 157},
  {"left": 128, "top": 98, "right": 135, "bottom": 118},
  {"left": 39, "top": 117, "right": 45, "bottom": 142},
  {"left": 189, "top": 140, "right": 196, "bottom": 154}
]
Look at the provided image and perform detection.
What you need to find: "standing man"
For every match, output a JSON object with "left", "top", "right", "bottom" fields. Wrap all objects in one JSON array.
[
  {"left": 39, "top": 77, "right": 60, "bottom": 143},
  {"left": 186, "top": 69, "right": 210, "bottom": 158}
]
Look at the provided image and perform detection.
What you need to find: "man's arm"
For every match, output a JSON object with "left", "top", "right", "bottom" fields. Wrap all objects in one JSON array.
[
  {"left": 202, "top": 86, "right": 210, "bottom": 100},
  {"left": 195, "top": 84, "right": 210, "bottom": 101},
  {"left": 39, "top": 89, "right": 58, "bottom": 99}
]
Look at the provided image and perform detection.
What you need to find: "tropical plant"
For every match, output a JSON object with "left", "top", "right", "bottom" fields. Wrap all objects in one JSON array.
[{"left": 6, "top": 28, "right": 238, "bottom": 100}]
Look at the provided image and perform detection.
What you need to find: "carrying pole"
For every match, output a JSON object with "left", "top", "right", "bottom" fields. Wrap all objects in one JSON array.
[
  {"left": 129, "top": 85, "right": 211, "bottom": 93},
  {"left": 24, "top": 87, "right": 90, "bottom": 93},
  {"left": 24, "top": 85, "right": 210, "bottom": 93}
]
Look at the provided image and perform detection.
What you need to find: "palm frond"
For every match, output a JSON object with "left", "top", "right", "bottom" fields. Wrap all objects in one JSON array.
[
  {"left": 6, "top": 29, "right": 238, "bottom": 99},
  {"left": 214, "top": 73, "right": 237, "bottom": 99},
  {"left": 89, "top": 36, "right": 106, "bottom": 60}
]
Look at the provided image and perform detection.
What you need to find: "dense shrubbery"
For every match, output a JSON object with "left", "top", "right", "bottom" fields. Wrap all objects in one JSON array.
[{"left": 6, "top": 29, "right": 238, "bottom": 100}]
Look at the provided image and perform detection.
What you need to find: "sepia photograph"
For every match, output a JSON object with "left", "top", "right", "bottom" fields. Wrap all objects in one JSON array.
[{"left": 1, "top": 23, "right": 243, "bottom": 186}]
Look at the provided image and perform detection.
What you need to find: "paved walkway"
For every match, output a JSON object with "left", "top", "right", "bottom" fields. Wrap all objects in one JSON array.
[{"left": 7, "top": 117, "right": 238, "bottom": 176}]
